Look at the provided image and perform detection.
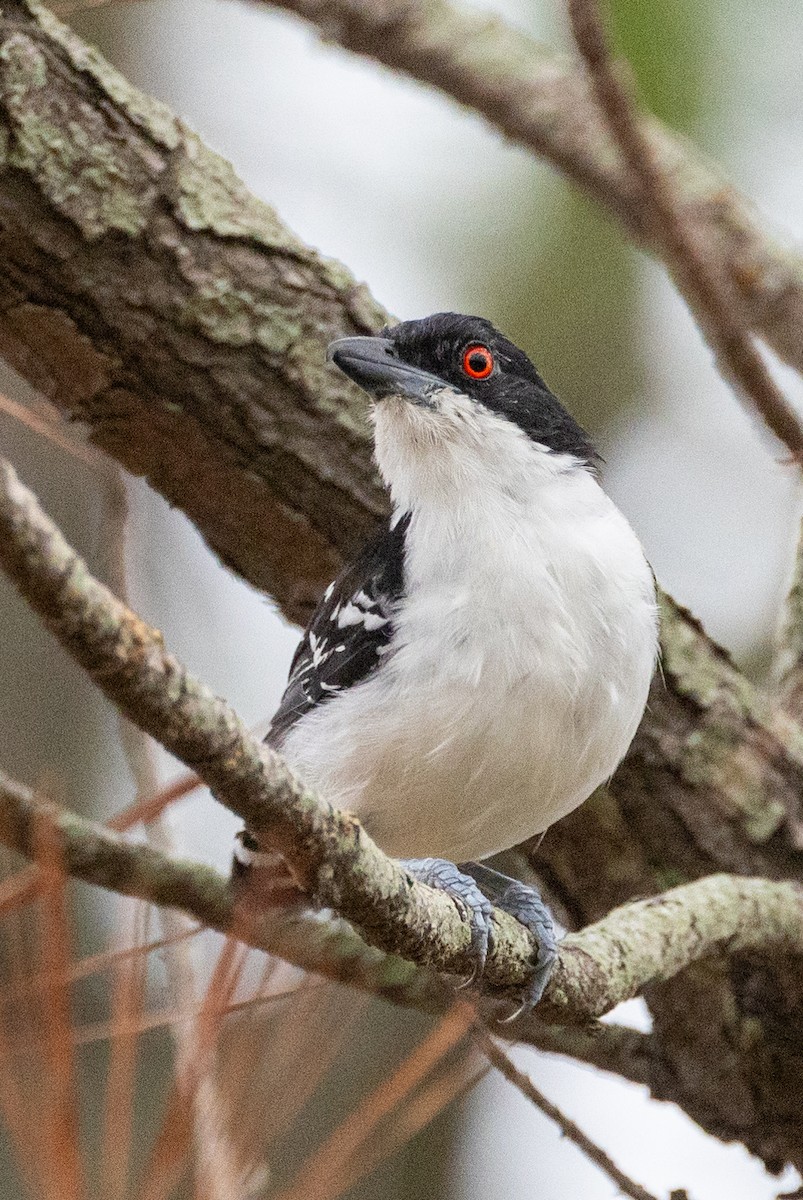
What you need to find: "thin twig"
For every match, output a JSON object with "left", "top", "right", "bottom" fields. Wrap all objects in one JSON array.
[
  {"left": 0, "top": 770, "right": 201, "bottom": 919},
  {"left": 566, "top": 0, "right": 803, "bottom": 462},
  {"left": 470, "top": 1019, "right": 665, "bottom": 1200}
]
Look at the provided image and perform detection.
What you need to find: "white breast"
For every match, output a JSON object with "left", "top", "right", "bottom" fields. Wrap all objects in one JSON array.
[{"left": 280, "top": 399, "right": 658, "bottom": 863}]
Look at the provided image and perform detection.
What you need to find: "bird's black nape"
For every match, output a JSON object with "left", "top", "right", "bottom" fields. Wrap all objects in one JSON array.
[{"left": 384, "top": 313, "right": 599, "bottom": 466}]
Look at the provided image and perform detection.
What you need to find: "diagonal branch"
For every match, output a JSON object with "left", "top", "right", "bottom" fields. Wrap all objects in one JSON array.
[
  {"left": 0, "top": 451, "right": 537, "bottom": 992},
  {"left": 566, "top": 0, "right": 803, "bottom": 461},
  {"left": 3, "top": 453, "right": 803, "bottom": 1025},
  {"left": 469, "top": 1021, "right": 664, "bottom": 1200}
]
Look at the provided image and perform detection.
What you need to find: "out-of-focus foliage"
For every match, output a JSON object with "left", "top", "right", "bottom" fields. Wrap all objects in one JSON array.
[{"left": 490, "top": 0, "right": 714, "bottom": 432}]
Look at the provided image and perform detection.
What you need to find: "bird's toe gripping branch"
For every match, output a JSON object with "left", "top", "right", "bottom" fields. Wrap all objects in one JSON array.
[
  {"left": 400, "top": 857, "right": 558, "bottom": 1014},
  {"left": 463, "top": 862, "right": 558, "bottom": 1018},
  {"left": 400, "top": 858, "right": 494, "bottom": 982}
]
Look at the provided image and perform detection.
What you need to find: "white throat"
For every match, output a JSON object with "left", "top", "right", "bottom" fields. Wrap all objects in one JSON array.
[{"left": 371, "top": 388, "right": 586, "bottom": 519}]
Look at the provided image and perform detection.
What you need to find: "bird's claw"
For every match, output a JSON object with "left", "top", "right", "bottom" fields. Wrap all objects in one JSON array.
[
  {"left": 493, "top": 878, "right": 557, "bottom": 1021},
  {"left": 400, "top": 858, "right": 493, "bottom": 985},
  {"left": 400, "top": 859, "right": 557, "bottom": 1017}
]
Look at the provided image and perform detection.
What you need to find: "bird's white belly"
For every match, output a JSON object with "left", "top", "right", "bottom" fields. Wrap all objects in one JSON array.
[
  {"left": 281, "top": 634, "right": 650, "bottom": 861},
  {"left": 279, "top": 479, "right": 657, "bottom": 863}
]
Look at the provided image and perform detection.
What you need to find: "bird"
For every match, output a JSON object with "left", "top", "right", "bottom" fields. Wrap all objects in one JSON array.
[{"left": 234, "top": 312, "right": 658, "bottom": 1012}]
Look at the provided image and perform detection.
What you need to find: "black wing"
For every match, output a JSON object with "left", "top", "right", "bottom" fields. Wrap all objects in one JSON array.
[{"left": 266, "top": 513, "right": 410, "bottom": 747}]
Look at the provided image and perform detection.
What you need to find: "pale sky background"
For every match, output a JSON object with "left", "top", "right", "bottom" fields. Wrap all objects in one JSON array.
[{"left": 39, "top": 0, "right": 803, "bottom": 1194}]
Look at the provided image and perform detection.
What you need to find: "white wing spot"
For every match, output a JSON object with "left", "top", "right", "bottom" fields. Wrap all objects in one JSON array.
[
  {"left": 337, "top": 602, "right": 365, "bottom": 628},
  {"left": 362, "top": 612, "right": 389, "bottom": 631}
]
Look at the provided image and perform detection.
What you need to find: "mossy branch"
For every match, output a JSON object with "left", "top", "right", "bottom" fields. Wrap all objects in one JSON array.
[{"left": 1, "top": 767, "right": 802, "bottom": 1031}]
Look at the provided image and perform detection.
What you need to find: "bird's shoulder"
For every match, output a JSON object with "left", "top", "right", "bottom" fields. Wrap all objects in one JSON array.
[{"left": 266, "top": 512, "right": 410, "bottom": 746}]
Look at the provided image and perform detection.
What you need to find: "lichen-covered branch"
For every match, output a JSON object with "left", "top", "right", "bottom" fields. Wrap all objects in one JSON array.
[
  {"left": 0, "top": 452, "right": 541, "bottom": 992},
  {"left": 4, "top": 450, "right": 803, "bottom": 1035},
  {"left": 2, "top": 767, "right": 802, "bottom": 1037}
]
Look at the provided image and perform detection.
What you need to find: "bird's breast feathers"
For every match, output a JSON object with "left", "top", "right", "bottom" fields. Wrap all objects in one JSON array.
[{"left": 279, "top": 452, "right": 658, "bottom": 863}]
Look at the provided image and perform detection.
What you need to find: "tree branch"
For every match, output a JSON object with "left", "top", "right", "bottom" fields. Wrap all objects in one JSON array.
[
  {"left": 3, "top": 451, "right": 803, "bottom": 1028},
  {"left": 240, "top": 0, "right": 803, "bottom": 382},
  {"left": 566, "top": 0, "right": 803, "bottom": 460},
  {"left": 469, "top": 1021, "right": 665, "bottom": 1200},
  {"left": 0, "top": 451, "right": 539, "bottom": 993},
  {"left": 2, "top": 766, "right": 802, "bottom": 1034}
]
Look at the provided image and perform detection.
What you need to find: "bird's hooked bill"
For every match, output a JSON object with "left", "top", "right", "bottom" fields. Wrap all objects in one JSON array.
[{"left": 327, "top": 335, "right": 447, "bottom": 405}]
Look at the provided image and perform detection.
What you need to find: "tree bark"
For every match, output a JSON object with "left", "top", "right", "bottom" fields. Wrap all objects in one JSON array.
[{"left": 1, "top": 0, "right": 803, "bottom": 1173}]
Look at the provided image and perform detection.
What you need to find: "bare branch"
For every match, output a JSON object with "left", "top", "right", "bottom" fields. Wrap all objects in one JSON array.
[
  {"left": 469, "top": 1020, "right": 666, "bottom": 1200},
  {"left": 566, "top": 0, "right": 803, "bottom": 461}
]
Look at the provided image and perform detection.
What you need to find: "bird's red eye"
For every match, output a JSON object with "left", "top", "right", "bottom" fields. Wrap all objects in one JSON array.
[{"left": 462, "top": 344, "right": 494, "bottom": 379}]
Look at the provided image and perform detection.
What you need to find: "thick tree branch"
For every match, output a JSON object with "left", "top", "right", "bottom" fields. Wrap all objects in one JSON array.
[
  {"left": 2, "top": 767, "right": 802, "bottom": 1034},
  {"left": 0, "top": 0, "right": 391, "bottom": 623}
]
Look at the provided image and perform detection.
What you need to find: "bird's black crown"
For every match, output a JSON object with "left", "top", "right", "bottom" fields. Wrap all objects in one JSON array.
[{"left": 386, "top": 313, "right": 598, "bottom": 465}]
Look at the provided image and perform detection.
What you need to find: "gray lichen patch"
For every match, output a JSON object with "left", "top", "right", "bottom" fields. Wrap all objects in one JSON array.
[
  {"left": 179, "top": 270, "right": 305, "bottom": 352},
  {"left": 172, "top": 131, "right": 311, "bottom": 256},
  {"left": 26, "top": 0, "right": 180, "bottom": 149},
  {"left": 0, "top": 32, "right": 156, "bottom": 237}
]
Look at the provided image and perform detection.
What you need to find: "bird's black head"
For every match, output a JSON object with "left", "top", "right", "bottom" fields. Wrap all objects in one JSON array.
[{"left": 328, "top": 312, "right": 597, "bottom": 466}]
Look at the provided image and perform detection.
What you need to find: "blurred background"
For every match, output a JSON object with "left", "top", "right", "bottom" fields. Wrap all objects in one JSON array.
[{"left": 1, "top": 0, "right": 803, "bottom": 1195}]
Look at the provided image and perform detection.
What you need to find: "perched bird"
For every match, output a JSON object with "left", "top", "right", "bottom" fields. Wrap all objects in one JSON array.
[{"left": 235, "top": 313, "right": 658, "bottom": 1010}]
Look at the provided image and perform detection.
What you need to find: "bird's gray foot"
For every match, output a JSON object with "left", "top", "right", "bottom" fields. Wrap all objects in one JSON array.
[
  {"left": 400, "top": 857, "right": 493, "bottom": 982},
  {"left": 461, "top": 862, "right": 557, "bottom": 1018}
]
